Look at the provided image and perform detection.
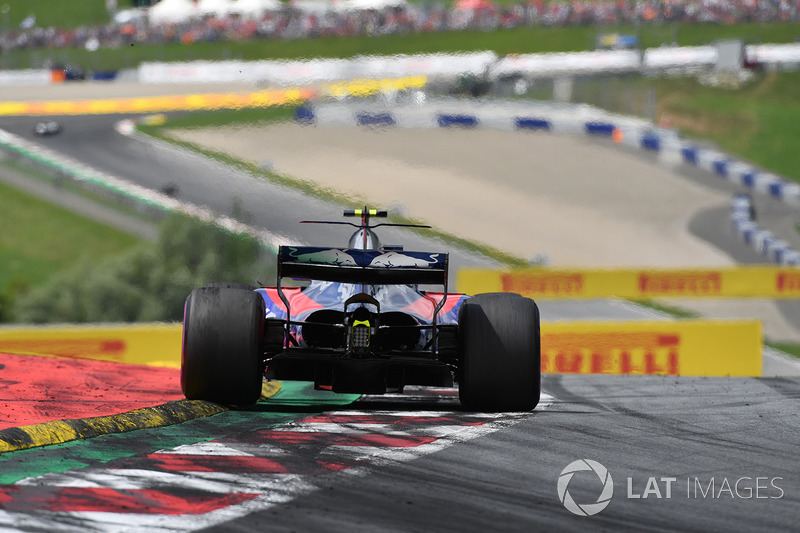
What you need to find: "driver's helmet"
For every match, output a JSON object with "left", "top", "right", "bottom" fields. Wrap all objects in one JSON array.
[{"left": 349, "top": 228, "right": 381, "bottom": 250}]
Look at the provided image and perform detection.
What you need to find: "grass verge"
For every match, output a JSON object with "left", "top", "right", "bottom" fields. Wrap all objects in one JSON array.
[
  {"left": 766, "top": 342, "right": 800, "bottom": 360},
  {"left": 0, "top": 173, "right": 142, "bottom": 319},
  {"left": 0, "top": 156, "right": 159, "bottom": 224},
  {"left": 652, "top": 71, "right": 800, "bottom": 183},
  {"left": 0, "top": 0, "right": 109, "bottom": 29}
]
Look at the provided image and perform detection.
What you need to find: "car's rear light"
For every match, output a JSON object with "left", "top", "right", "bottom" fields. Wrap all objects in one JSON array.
[{"left": 349, "top": 319, "right": 372, "bottom": 353}]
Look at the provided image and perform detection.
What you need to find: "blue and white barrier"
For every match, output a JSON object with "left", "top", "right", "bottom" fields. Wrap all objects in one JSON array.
[
  {"left": 730, "top": 193, "right": 800, "bottom": 265},
  {"left": 295, "top": 98, "right": 800, "bottom": 209},
  {"left": 295, "top": 99, "right": 651, "bottom": 136}
]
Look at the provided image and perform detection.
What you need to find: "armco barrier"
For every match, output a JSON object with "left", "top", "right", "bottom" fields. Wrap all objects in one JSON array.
[
  {"left": 0, "top": 319, "right": 761, "bottom": 377},
  {"left": 138, "top": 54, "right": 493, "bottom": 85},
  {"left": 134, "top": 44, "right": 800, "bottom": 86},
  {"left": 457, "top": 266, "right": 800, "bottom": 300},
  {"left": 541, "top": 319, "right": 762, "bottom": 377},
  {"left": 0, "top": 323, "right": 183, "bottom": 367},
  {"left": 0, "top": 69, "right": 52, "bottom": 86}
]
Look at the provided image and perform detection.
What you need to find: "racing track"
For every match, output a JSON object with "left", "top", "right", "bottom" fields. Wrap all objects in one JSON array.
[
  {"left": 0, "top": 111, "right": 799, "bottom": 531},
  {"left": 0, "top": 376, "right": 797, "bottom": 531}
]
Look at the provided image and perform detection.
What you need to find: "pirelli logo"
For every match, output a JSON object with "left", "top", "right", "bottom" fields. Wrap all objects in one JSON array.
[
  {"left": 501, "top": 273, "right": 584, "bottom": 297},
  {"left": 776, "top": 271, "right": 800, "bottom": 294},
  {"left": 541, "top": 332, "right": 680, "bottom": 375},
  {"left": 637, "top": 272, "right": 722, "bottom": 296},
  {"left": 0, "top": 339, "right": 126, "bottom": 361}
]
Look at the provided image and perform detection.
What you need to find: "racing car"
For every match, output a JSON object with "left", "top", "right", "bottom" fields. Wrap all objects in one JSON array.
[
  {"left": 33, "top": 121, "right": 61, "bottom": 136},
  {"left": 181, "top": 208, "right": 541, "bottom": 412}
]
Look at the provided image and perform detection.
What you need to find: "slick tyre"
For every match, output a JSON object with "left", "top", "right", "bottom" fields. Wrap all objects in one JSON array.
[
  {"left": 181, "top": 286, "right": 265, "bottom": 405},
  {"left": 458, "top": 293, "right": 541, "bottom": 412}
]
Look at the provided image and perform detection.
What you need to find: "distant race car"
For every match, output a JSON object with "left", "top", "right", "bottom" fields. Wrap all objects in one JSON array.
[
  {"left": 181, "top": 208, "right": 541, "bottom": 412},
  {"left": 33, "top": 121, "right": 61, "bottom": 136}
]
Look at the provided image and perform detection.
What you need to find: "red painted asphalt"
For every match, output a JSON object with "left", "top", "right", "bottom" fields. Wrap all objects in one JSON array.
[{"left": 0, "top": 352, "right": 183, "bottom": 430}]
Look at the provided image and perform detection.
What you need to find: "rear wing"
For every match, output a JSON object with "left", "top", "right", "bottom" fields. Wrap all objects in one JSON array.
[{"left": 278, "top": 246, "right": 448, "bottom": 286}]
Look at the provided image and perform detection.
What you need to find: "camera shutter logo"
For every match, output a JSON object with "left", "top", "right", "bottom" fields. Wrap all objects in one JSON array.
[{"left": 558, "top": 459, "right": 614, "bottom": 516}]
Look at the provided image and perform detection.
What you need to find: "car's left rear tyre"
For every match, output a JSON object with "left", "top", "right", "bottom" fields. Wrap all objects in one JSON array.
[{"left": 181, "top": 286, "right": 265, "bottom": 405}]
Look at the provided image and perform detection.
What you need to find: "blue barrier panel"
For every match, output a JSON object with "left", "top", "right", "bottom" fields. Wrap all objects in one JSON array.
[
  {"left": 742, "top": 172, "right": 756, "bottom": 188},
  {"left": 640, "top": 133, "right": 661, "bottom": 151},
  {"left": 769, "top": 182, "right": 784, "bottom": 198},
  {"left": 681, "top": 146, "right": 698, "bottom": 164},
  {"left": 356, "top": 112, "right": 396, "bottom": 127},
  {"left": 712, "top": 160, "right": 728, "bottom": 177},
  {"left": 92, "top": 71, "right": 117, "bottom": 81},
  {"left": 294, "top": 105, "right": 315, "bottom": 124},
  {"left": 437, "top": 114, "right": 478, "bottom": 128},
  {"left": 514, "top": 117, "right": 552, "bottom": 131},
  {"left": 584, "top": 122, "right": 615, "bottom": 136}
]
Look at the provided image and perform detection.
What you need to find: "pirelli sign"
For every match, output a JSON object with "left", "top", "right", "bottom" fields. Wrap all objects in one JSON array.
[
  {"left": 637, "top": 272, "right": 721, "bottom": 296},
  {"left": 540, "top": 319, "right": 762, "bottom": 377},
  {"left": 458, "top": 266, "right": 800, "bottom": 300},
  {"left": 501, "top": 272, "right": 584, "bottom": 297},
  {"left": 0, "top": 323, "right": 183, "bottom": 367}
]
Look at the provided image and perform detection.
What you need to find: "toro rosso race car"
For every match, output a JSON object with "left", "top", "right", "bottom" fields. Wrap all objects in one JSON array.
[{"left": 181, "top": 208, "right": 541, "bottom": 412}]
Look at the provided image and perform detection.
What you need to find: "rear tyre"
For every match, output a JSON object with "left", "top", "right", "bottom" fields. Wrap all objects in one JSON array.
[
  {"left": 181, "top": 286, "right": 265, "bottom": 405},
  {"left": 458, "top": 293, "right": 541, "bottom": 412}
]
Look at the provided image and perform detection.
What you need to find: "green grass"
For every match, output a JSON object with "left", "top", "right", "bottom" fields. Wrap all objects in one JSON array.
[
  {"left": 565, "top": 70, "right": 800, "bottom": 184},
  {"left": 766, "top": 342, "right": 800, "bottom": 360},
  {"left": 650, "top": 71, "right": 800, "bottom": 182},
  {"left": 154, "top": 105, "right": 297, "bottom": 130},
  {"left": 0, "top": 178, "right": 142, "bottom": 317},
  {"left": 3, "top": 21, "right": 800, "bottom": 71},
  {"left": 630, "top": 299, "right": 702, "bottom": 319},
  {"left": 0, "top": 0, "right": 110, "bottom": 30},
  {"left": 0, "top": 157, "right": 159, "bottom": 223}
]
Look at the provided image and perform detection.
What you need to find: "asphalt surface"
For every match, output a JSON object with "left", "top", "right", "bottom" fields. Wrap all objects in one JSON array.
[
  {"left": 1, "top": 376, "right": 797, "bottom": 531},
  {"left": 211, "top": 375, "right": 800, "bottom": 533}
]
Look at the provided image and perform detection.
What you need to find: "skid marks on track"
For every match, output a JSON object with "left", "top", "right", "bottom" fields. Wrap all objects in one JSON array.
[{"left": 0, "top": 389, "right": 553, "bottom": 532}]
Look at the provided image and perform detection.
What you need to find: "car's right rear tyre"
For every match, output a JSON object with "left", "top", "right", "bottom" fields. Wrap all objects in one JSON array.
[
  {"left": 458, "top": 292, "right": 541, "bottom": 412},
  {"left": 181, "top": 286, "right": 265, "bottom": 405}
]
